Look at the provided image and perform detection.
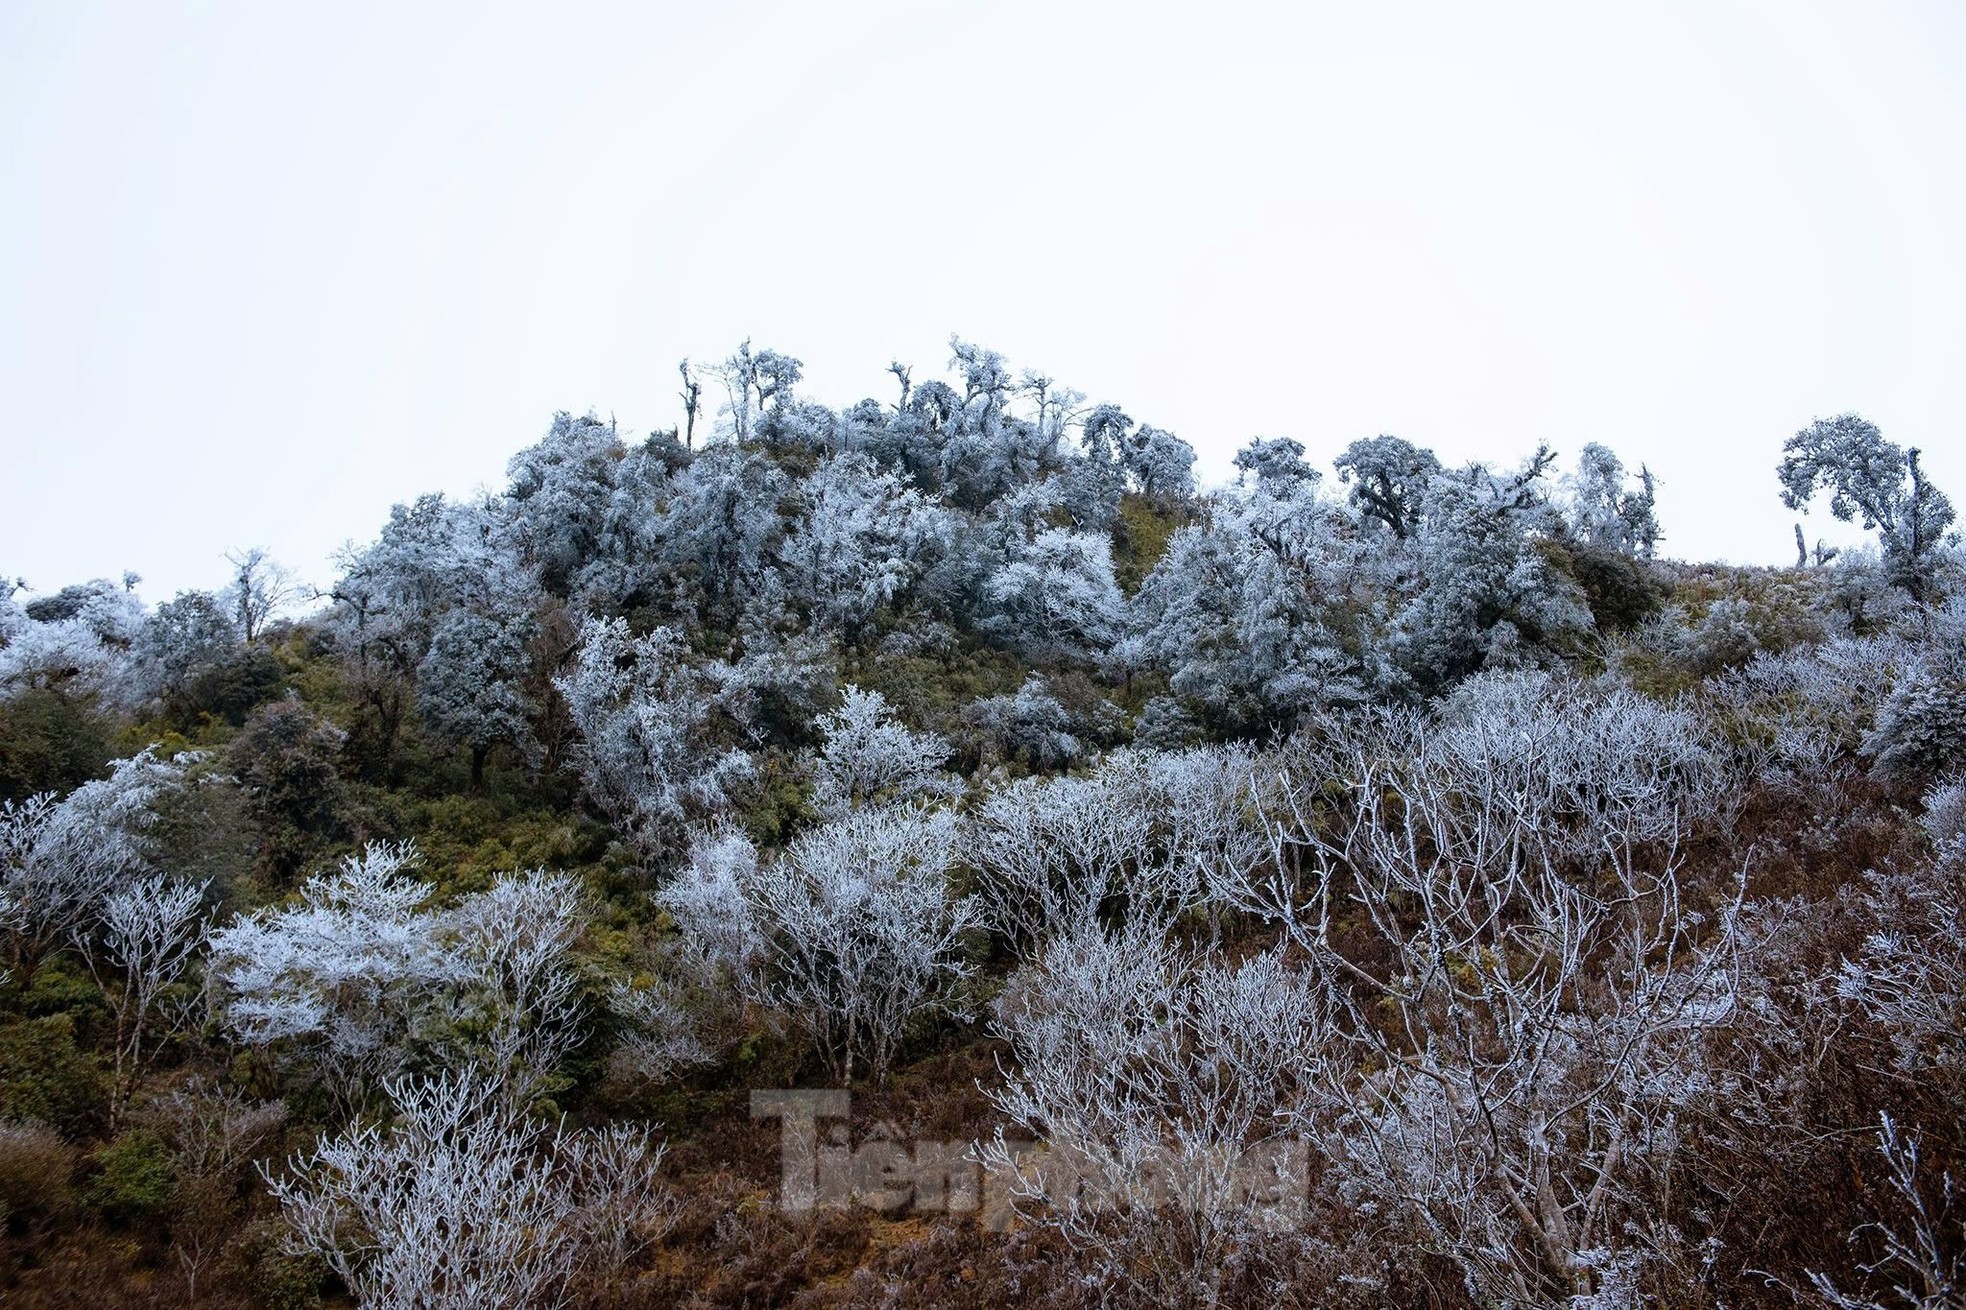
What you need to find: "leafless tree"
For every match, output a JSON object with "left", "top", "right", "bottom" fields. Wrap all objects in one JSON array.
[
  {"left": 1807, "top": 1117, "right": 1964, "bottom": 1310},
  {"left": 81, "top": 874, "right": 209, "bottom": 1125},
  {"left": 224, "top": 546, "right": 301, "bottom": 643},
  {"left": 1218, "top": 686, "right": 1742, "bottom": 1305},
  {"left": 264, "top": 1070, "right": 670, "bottom": 1310},
  {"left": 984, "top": 923, "right": 1336, "bottom": 1308},
  {"left": 678, "top": 358, "right": 702, "bottom": 450}
]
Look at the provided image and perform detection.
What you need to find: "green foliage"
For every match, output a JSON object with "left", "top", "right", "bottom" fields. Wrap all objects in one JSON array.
[
  {"left": 232, "top": 1217, "right": 327, "bottom": 1310},
  {"left": 1546, "top": 540, "right": 1669, "bottom": 635},
  {"left": 145, "top": 765, "right": 260, "bottom": 905},
  {"left": 85, "top": 1127, "right": 173, "bottom": 1220},
  {"left": 736, "top": 748, "right": 816, "bottom": 851},
  {"left": 0, "top": 687, "right": 117, "bottom": 802},
  {"left": 0, "top": 1016, "right": 106, "bottom": 1130},
  {"left": 847, "top": 645, "right": 1027, "bottom": 742},
  {"left": 227, "top": 698, "right": 351, "bottom": 883},
  {"left": 18, "top": 957, "right": 109, "bottom": 1024},
  {"left": 1112, "top": 493, "right": 1183, "bottom": 595},
  {"left": 389, "top": 793, "right": 614, "bottom": 898}
]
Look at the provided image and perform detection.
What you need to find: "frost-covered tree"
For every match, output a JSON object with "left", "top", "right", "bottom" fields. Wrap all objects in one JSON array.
[
  {"left": 967, "top": 750, "right": 1239, "bottom": 948},
  {"left": 223, "top": 548, "right": 301, "bottom": 644},
  {"left": 1392, "top": 452, "right": 1594, "bottom": 690},
  {"left": 206, "top": 842, "right": 440, "bottom": 1107},
  {"left": 654, "top": 824, "right": 768, "bottom": 984},
  {"left": 1232, "top": 435, "right": 1321, "bottom": 496},
  {"left": 807, "top": 685, "right": 958, "bottom": 819},
  {"left": 1064, "top": 403, "right": 1133, "bottom": 529},
  {"left": 1333, "top": 433, "right": 1441, "bottom": 538},
  {"left": 1780, "top": 414, "right": 1957, "bottom": 603},
  {"left": 1564, "top": 442, "right": 1660, "bottom": 557},
  {"left": 503, "top": 411, "right": 624, "bottom": 595},
  {"left": 899, "top": 337, "right": 1060, "bottom": 510},
  {"left": 207, "top": 843, "right": 588, "bottom": 1110},
  {"left": 0, "top": 575, "right": 147, "bottom": 702},
  {"left": 125, "top": 589, "right": 241, "bottom": 716},
  {"left": 1124, "top": 424, "right": 1198, "bottom": 500},
  {"left": 1863, "top": 663, "right": 1966, "bottom": 783},
  {"left": 660, "top": 807, "right": 975, "bottom": 1085},
  {"left": 651, "top": 442, "right": 789, "bottom": 622},
  {"left": 778, "top": 452, "right": 951, "bottom": 642},
  {"left": 328, "top": 492, "right": 513, "bottom": 765},
  {"left": 266, "top": 1071, "right": 670, "bottom": 1310},
  {"left": 709, "top": 340, "right": 804, "bottom": 443},
  {"left": 416, "top": 608, "right": 538, "bottom": 787},
  {"left": 83, "top": 873, "right": 209, "bottom": 1123},
  {"left": 554, "top": 617, "right": 754, "bottom": 851},
  {"left": 442, "top": 869, "right": 589, "bottom": 1108},
  {"left": 0, "top": 576, "right": 25, "bottom": 647},
  {"left": 1131, "top": 477, "right": 1376, "bottom": 729},
  {"left": 983, "top": 527, "right": 1125, "bottom": 660},
  {"left": 0, "top": 749, "right": 185, "bottom": 988}
]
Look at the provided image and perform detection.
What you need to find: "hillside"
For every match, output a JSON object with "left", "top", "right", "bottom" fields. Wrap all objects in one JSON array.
[{"left": 2, "top": 342, "right": 1963, "bottom": 1309}]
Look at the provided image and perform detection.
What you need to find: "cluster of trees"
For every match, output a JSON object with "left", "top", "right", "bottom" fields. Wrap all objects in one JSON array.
[{"left": 1, "top": 337, "right": 1963, "bottom": 1308}]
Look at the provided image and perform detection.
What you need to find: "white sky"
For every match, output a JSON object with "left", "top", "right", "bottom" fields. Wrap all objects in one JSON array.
[{"left": 3, "top": 0, "right": 1963, "bottom": 600}]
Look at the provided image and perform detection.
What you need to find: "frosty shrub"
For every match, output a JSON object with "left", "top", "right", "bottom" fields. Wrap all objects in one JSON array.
[
  {"left": 1923, "top": 778, "right": 1966, "bottom": 858},
  {"left": 1836, "top": 859, "right": 1966, "bottom": 1078},
  {"left": 658, "top": 806, "right": 975, "bottom": 1085},
  {"left": 984, "top": 923, "right": 1333, "bottom": 1309},
  {"left": 1806, "top": 1116, "right": 1964, "bottom": 1310},
  {"left": 807, "top": 685, "right": 958, "bottom": 820},
  {"left": 207, "top": 843, "right": 588, "bottom": 1110},
  {"left": 1864, "top": 664, "right": 1966, "bottom": 783},
  {"left": 265, "top": 1071, "right": 670, "bottom": 1310},
  {"left": 1214, "top": 687, "right": 1742, "bottom": 1306}
]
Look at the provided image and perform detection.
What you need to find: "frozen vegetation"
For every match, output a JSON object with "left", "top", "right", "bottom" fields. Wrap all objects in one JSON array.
[{"left": 1, "top": 341, "right": 1963, "bottom": 1308}]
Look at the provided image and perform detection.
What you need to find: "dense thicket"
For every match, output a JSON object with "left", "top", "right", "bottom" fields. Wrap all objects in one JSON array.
[{"left": 1, "top": 338, "right": 1961, "bottom": 1308}]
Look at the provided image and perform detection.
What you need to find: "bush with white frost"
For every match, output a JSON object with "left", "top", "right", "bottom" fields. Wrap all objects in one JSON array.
[
  {"left": 967, "top": 746, "right": 1266, "bottom": 949},
  {"left": 265, "top": 1070, "right": 671, "bottom": 1310},
  {"left": 1, "top": 748, "right": 188, "bottom": 989},
  {"left": 962, "top": 673, "right": 1085, "bottom": 769},
  {"left": 207, "top": 842, "right": 588, "bottom": 1109},
  {"left": 1864, "top": 662, "right": 1966, "bottom": 783},
  {"left": 985, "top": 923, "right": 1333, "bottom": 1309},
  {"left": 807, "top": 685, "right": 958, "bottom": 819},
  {"left": 658, "top": 806, "right": 975, "bottom": 1085}
]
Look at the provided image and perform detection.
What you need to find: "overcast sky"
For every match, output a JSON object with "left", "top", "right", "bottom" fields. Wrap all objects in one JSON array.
[{"left": 3, "top": 1, "right": 1963, "bottom": 601}]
